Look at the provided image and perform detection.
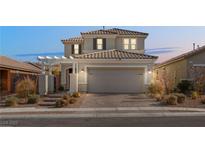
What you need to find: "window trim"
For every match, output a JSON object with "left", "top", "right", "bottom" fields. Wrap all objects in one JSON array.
[
  {"left": 96, "top": 38, "right": 103, "bottom": 50},
  {"left": 123, "top": 38, "right": 137, "bottom": 50},
  {"left": 74, "top": 44, "right": 79, "bottom": 54},
  {"left": 123, "top": 38, "right": 129, "bottom": 50},
  {"left": 130, "top": 38, "right": 137, "bottom": 50}
]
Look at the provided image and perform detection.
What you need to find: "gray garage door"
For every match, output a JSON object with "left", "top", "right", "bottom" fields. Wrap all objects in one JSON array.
[{"left": 87, "top": 67, "right": 144, "bottom": 93}]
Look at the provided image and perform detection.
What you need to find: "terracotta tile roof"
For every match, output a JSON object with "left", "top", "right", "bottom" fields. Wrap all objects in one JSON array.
[
  {"left": 61, "top": 36, "right": 83, "bottom": 44},
  {"left": 108, "top": 28, "right": 148, "bottom": 35},
  {"left": 0, "top": 56, "right": 41, "bottom": 73},
  {"left": 74, "top": 49, "right": 157, "bottom": 60},
  {"left": 81, "top": 28, "right": 148, "bottom": 36},
  {"left": 156, "top": 45, "right": 205, "bottom": 68}
]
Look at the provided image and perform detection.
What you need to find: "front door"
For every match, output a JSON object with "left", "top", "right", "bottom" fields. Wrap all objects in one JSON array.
[{"left": 66, "top": 68, "right": 72, "bottom": 90}]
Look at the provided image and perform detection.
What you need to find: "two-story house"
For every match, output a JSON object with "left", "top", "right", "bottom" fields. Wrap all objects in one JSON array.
[{"left": 58, "top": 28, "right": 158, "bottom": 93}]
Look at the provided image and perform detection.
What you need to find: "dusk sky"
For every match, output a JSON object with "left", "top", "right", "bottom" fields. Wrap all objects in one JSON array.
[{"left": 1, "top": 26, "right": 205, "bottom": 63}]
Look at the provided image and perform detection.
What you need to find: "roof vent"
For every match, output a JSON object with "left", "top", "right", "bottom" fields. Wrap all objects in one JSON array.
[{"left": 193, "top": 43, "right": 196, "bottom": 51}]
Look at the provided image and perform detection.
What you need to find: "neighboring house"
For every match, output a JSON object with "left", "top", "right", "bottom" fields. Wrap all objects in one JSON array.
[
  {"left": 0, "top": 56, "right": 41, "bottom": 95},
  {"left": 39, "top": 28, "right": 158, "bottom": 94},
  {"left": 153, "top": 45, "right": 205, "bottom": 89}
]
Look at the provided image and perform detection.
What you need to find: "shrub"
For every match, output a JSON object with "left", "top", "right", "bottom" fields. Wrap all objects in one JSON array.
[
  {"left": 58, "top": 85, "right": 64, "bottom": 91},
  {"left": 5, "top": 96, "right": 19, "bottom": 107},
  {"left": 72, "top": 92, "right": 80, "bottom": 98},
  {"left": 55, "top": 99, "right": 68, "bottom": 108},
  {"left": 27, "top": 95, "right": 40, "bottom": 104},
  {"left": 154, "top": 94, "right": 162, "bottom": 101},
  {"left": 148, "top": 83, "right": 163, "bottom": 95},
  {"left": 191, "top": 91, "right": 198, "bottom": 99},
  {"left": 69, "top": 98, "right": 77, "bottom": 104},
  {"left": 201, "top": 98, "right": 205, "bottom": 104},
  {"left": 167, "top": 95, "right": 177, "bottom": 105},
  {"left": 161, "top": 95, "right": 170, "bottom": 104},
  {"left": 177, "top": 80, "right": 194, "bottom": 94},
  {"left": 62, "top": 94, "right": 70, "bottom": 100},
  {"left": 16, "top": 78, "right": 36, "bottom": 98},
  {"left": 173, "top": 93, "right": 186, "bottom": 104}
]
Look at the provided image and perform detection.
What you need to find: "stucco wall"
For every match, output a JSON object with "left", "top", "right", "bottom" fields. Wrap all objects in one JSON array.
[
  {"left": 187, "top": 50, "right": 205, "bottom": 78},
  {"left": 153, "top": 59, "right": 187, "bottom": 89},
  {"left": 64, "top": 44, "right": 72, "bottom": 58},
  {"left": 66, "top": 35, "right": 146, "bottom": 55}
]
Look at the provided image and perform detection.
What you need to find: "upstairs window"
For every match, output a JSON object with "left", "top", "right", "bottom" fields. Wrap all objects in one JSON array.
[
  {"left": 97, "top": 38, "right": 103, "bottom": 50},
  {"left": 74, "top": 44, "right": 79, "bottom": 54},
  {"left": 123, "top": 38, "right": 129, "bottom": 50},
  {"left": 93, "top": 38, "right": 106, "bottom": 50},
  {"left": 131, "top": 38, "right": 136, "bottom": 49},
  {"left": 123, "top": 38, "right": 137, "bottom": 50},
  {"left": 72, "top": 44, "right": 81, "bottom": 54}
]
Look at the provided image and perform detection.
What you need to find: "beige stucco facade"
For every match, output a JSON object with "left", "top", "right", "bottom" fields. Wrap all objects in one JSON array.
[
  {"left": 38, "top": 28, "right": 158, "bottom": 94},
  {"left": 64, "top": 34, "right": 147, "bottom": 57},
  {"left": 153, "top": 47, "right": 205, "bottom": 89}
]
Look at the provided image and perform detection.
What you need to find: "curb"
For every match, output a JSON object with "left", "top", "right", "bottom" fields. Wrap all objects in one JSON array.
[{"left": 2, "top": 111, "right": 205, "bottom": 119}]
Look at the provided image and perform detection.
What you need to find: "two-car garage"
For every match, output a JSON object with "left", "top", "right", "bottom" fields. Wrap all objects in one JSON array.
[{"left": 87, "top": 67, "right": 145, "bottom": 93}]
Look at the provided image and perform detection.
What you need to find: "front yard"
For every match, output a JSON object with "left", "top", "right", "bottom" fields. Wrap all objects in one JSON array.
[{"left": 1, "top": 92, "right": 205, "bottom": 109}]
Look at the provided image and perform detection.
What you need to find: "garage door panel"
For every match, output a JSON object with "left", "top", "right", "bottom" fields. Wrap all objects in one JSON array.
[{"left": 87, "top": 68, "right": 144, "bottom": 93}]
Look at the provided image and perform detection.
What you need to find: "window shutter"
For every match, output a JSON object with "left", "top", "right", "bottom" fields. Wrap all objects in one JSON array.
[
  {"left": 103, "top": 38, "right": 106, "bottom": 50},
  {"left": 79, "top": 44, "right": 82, "bottom": 54},
  {"left": 71, "top": 44, "right": 74, "bottom": 54},
  {"left": 93, "top": 38, "right": 97, "bottom": 50}
]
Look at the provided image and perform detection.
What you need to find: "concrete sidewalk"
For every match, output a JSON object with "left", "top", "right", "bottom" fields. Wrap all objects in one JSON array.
[
  {"left": 1, "top": 106, "right": 205, "bottom": 119},
  {"left": 2, "top": 111, "right": 205, "bottom": 119},
  {"left": 1, "top": 106, "right": 205, "bottom": 113}
]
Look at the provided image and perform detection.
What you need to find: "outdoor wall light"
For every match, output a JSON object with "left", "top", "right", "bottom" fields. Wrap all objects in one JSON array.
[
  {"left": 80, "top": 69, "right": 84, "bottom": 72},
  {"left": 148, "top": 70, "right": 152, "bottom": 74}
]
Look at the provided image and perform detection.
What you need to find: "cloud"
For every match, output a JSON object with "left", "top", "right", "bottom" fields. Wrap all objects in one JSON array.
[
  {"left": 15, "top": 51, "right": 64, "bottom": 57},
  {"left": 145, "top": 47, "right": 180, "bottom": 54}
]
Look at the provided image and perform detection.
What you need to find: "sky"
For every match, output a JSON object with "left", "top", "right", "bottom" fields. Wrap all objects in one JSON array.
[{"left": 0, "top": 26, "right": 205, "bottom": 63}]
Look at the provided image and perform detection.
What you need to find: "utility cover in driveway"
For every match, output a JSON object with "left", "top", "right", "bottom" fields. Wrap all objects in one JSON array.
[{"left": 87, "top": 68, "right": 144, "bottom": 93}]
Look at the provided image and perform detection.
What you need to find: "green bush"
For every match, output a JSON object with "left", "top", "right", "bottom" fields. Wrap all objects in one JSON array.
[
  {"left": 148, "top": 83, "right": 163, "bottom": 95},
  {"left": 72, "top": 92, "right": 80, "bottom": 98},
  {"left": 177, "top": 80, "right": 194, "bottom": 94},
  {"left": 5, "top": 96, "right": 19, "bottom": 107},
  {"left": 27, "top": 95, "right": 40, "bottom": 104},
  {"left": 167, "top": 95, "right": 177, "bottom": 105},
  {"left": 16, "top": 78, "right": 36, "bottom": 98},
  {"left": 173, "top": 93, "right": 186, "bottom": 104}
]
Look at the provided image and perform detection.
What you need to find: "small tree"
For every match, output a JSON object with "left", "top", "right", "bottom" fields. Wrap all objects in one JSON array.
[
  {"left": 16, "top": 77, "right": 36, "bottom": 98},
  {"left": 159, "top": 68, "right": 173, "bottom": 94},
  {"left": 148, "top": 82, "right": 163, "bottom": 95}
]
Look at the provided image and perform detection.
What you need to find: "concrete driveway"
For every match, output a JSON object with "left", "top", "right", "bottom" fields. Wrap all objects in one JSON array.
[{"left": 80, "top": 93, "right": 159, "bottom": 108}]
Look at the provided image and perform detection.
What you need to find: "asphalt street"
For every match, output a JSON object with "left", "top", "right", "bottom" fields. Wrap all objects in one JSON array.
[{"left": 1, "top": 116, "right": 205, "bottom": 127}]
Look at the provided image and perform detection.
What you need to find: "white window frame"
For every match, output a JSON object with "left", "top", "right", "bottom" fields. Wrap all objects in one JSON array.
[
  {"left": 131, "top": 38, "right": 137, "bottom": 50},
  {"left": 74, "top": 44, "right": 79, "bottom": 54},
  {"left": 123, "top": 38, "right": 137, "bottom": 50},
  {"left": 123, "top": 38, "right": 129, "bottom": 50},
  {"left": 97, "top": 38, "right": 103, "bottom": 50}
]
